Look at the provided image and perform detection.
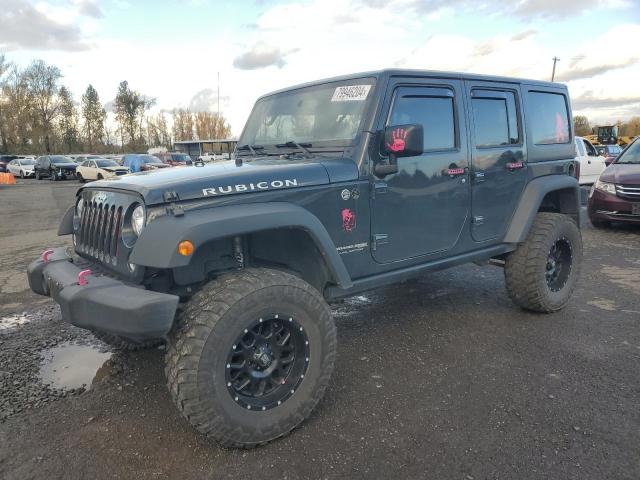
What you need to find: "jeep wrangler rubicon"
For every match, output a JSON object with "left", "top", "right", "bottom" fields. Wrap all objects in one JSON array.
[{"left": 28, "top": 70, "right": 582, "bottom": 447}]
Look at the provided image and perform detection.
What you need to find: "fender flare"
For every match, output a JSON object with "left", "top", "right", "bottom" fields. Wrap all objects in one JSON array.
[
  {"left": 503, "top": 175, "right": 580, "bottom": 244},
  {"left": 130, "top": 202, "right": 353, "bottom": 289}
]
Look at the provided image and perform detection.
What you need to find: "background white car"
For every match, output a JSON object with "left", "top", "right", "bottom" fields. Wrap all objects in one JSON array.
[
  {"left": 575, "top": 136, "right": 607, "bottom": 185},
  {"left": 7, "top": 157, "right": 36, "bottom": 178},
  {"left": 76, "top": 158, "right": 129, "bottom": 182}
]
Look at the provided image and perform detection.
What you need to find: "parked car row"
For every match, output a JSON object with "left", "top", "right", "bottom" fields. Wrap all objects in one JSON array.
[{"left": 0, "top": 155, "right": 35, "bottom": 175}]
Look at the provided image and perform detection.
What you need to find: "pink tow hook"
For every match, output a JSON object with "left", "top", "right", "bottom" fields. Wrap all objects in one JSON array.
[
  {"left": 78, "top": 269, "right": 92, "bottom": 286},
  {"left": 41, "top": 249, "right": 54, "bottom": 263}
]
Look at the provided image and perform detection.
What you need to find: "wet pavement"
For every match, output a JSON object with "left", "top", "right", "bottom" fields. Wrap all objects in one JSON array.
[
  {"left": 39, "top": 342, "right": 112, "bottom": 391},
  {"left": 0, "top": 180, "right": 639, "bottom": 480}
]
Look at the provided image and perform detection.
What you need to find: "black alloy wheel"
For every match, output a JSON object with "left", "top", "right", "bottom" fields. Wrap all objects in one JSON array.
[{"left": 225, "top": 315, "right": 310, "bottom": 411}]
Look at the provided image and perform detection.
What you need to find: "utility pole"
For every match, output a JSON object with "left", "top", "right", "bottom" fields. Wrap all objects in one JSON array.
[
  {"left": 217, "top": 72, "right": 220, "bottom": 120},
  {"left": 551, "top": 57, "right": 560, "bottom": 82}
]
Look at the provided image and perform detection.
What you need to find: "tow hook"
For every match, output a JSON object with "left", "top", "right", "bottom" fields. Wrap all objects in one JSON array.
[
  {"left": 41, "top": 249, "right": 54, "bottom": 263},
  {"left": 77, "top": 269, "right": 92, "bottom": 286}
]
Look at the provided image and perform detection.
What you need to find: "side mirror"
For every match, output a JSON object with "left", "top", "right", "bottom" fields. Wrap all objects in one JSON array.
[{"left": 375, "top": 124, "right": 423, "bottom": 178}]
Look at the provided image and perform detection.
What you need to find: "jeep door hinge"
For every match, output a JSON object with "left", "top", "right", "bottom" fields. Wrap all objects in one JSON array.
[
  {"left": 372, "top": 233, "right": 389, "bottom": 250},
  {"left": 371, "top": 181, "right": 387, "bottom": 198},
  {"left": 472, "top": 216, "right": 485, "bottom": 226}
]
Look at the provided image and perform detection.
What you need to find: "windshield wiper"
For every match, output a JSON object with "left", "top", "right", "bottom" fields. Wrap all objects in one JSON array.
[
  {"left": 236, "top": 144, "right": 265, "bottom": 156},
  {"left": 275, "top": 141, "right": 314, "bottom": 158}
]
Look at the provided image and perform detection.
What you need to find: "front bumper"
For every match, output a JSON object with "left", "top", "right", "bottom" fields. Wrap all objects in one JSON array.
[
  {"left": 588, "top": 189, "right": 640, "bottom": 224},
  {"left": 27, "top": 247, "right": 179, "bottom": 341}
]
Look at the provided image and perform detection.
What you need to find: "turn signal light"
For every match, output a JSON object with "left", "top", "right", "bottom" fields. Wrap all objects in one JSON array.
[{"left": 178, "top": 240, "right": 195, "bottom": 256}]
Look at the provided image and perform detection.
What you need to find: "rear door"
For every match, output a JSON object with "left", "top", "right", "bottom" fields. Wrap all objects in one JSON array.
[{"left": 465, "top": 82, "right": 527, "bottom": 242}]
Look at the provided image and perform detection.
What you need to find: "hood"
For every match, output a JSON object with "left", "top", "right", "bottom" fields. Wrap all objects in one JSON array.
[
  {"left": 600, "top": 163, "right": 640, "bottom": 185},
  {"left": 52, "top": 162, "right": 77, "bottom": 169},
  {"left": 85, "top": 156, "right": 358, "bottom": 205},
  {"left": 103, "top": 166, "right": 128, "bottom": 172}
]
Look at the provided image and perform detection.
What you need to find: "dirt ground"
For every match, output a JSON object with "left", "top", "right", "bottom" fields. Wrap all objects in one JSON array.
[{"left": 0, "top": 179, "right": 639, "bottom": 480}]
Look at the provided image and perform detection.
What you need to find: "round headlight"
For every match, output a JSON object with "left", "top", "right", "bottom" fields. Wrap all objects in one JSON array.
[{"left": 131, "top": 204, "right": 146, "bottom": 236}]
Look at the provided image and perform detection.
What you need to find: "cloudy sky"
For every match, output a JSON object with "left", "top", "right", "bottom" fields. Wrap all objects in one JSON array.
[{"left": 2, "top": 0, "right": 640, "bottom": 135}]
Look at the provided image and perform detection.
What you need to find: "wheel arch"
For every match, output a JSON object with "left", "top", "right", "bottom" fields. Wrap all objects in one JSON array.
[
  {"left": 130, "top": 202, "right": 353, "bottom": 290},
  {"left": 504, "top": 175, "right": 580, "bottom": 244}
]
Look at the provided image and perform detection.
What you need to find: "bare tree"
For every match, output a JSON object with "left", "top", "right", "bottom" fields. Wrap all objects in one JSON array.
[
  {"left": 24, "top": 60, "right": 62, "bottom": 153},
  {"left": 194, "top": 111, "right": 232, "bottom": 140},
  {"left": 573, "top": 115, "right": 591, "bottom": 137},
  {"left": 0, "top": 54, "right": 12, "bottom": 153},
  {"left": 172, "top": 108, "right": 194, "bottom": 141}
]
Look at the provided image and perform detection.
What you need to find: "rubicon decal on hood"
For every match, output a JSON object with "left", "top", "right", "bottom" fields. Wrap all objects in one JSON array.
[{"left": 202, "top": 179, "right": 298, "bottom": 196}]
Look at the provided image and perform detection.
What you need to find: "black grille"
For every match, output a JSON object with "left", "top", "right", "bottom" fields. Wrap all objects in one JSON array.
[
  {"left": 75, "top": 189, "right": 139, "bottom": 273},
  {"left": 78, "top": 201, "right": 123, "bottom": 265}
]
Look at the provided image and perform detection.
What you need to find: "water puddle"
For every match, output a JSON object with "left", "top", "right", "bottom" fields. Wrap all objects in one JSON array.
[
  {"left": 39, "top": 342, "right": 112, "bottom": 391},
  {"left": 0, "top": 313, "right": 31, "bottom": 331},
  {"left": 332, "top": 294, "right": 374, "bottom": 317}
]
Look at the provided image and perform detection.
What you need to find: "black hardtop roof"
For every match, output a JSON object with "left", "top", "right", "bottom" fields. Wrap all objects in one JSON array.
[{"left": 259, "top": 68, "right": 563, "bottom": 99}]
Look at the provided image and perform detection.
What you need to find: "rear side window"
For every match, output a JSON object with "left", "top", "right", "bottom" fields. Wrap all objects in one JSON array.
[
  {"left": 527, "top": 91, "right": 570, "bottom": 145},
  {"left": 575, "top": 138, "right": 586, "bottom": 156},
  {"left": 471, "top": 90, "right": 520, "bottom": 148},
  {"left": 388, "top": 89, "right": 456, "bottom": 151}
]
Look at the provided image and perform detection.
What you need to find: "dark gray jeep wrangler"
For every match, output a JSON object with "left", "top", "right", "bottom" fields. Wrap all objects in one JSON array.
[{"left": 28, "top": 70, "right": 582, "bottom": 447}]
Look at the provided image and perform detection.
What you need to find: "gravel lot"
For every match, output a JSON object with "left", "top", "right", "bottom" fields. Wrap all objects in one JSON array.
[{"left": 0, "top": 179, "right": 639, "bottom": 480}]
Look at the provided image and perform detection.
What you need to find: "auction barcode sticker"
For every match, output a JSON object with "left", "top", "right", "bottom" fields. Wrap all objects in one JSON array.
[{"left": 331, "top": 85, "right": 371, "bottom": 102}]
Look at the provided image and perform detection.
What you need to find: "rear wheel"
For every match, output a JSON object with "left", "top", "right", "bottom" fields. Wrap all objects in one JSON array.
[
  {"left": 165, "top": 268, "right": 337, "bottom": 448},
  {"left": 35, "top": 170, "right": 41, "bottom": 180},
  {"left": 505, "top": 212, "right": 582, "bottom": 313},
  {"left": 97, "top": 173, "right": 103, "bottom": 180},
  {"left": 77, "top": 172, "right": 85, "bottom": 183}
]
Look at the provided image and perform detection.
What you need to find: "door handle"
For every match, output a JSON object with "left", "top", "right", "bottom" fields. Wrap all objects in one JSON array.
[
  {"left": 446, "top": 167, "right": 465, "bottom": 177},
  {"left": 506, "top": 161, "right": 524, "bottom": 171}
]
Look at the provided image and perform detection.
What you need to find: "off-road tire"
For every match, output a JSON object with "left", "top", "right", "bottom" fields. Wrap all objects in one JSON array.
[
  {"left": 505, "top": 212, "right": 582, "bottom": 313},
  {"left": 93, "top": 331, "right": 162, "bottom": 351},
  {"left": 165, "top": 268, "right": 337, "bottom": 448}
]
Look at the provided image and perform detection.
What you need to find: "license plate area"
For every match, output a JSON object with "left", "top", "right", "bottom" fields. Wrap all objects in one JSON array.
[{"left": 632, "top": 203, "right": 640, "bottom": 215}]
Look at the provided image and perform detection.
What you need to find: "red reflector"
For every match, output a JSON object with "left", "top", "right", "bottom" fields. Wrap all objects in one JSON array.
[
  {"left": 447, "top": 168, "right": 465, "bottom": 175},
  {"left": 78, "top": 269, "right": 92, "bottom": 286},
  {"left": 506, "top": 162, "right": 524, "bottom": 170},
  {"left": 42, "top": 249, "right": 54, "bottom": 263}
]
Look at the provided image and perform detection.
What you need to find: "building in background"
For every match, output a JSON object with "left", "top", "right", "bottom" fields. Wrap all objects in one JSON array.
[{"left": 173, "top": 139, "right": 238, "bottom": 161}]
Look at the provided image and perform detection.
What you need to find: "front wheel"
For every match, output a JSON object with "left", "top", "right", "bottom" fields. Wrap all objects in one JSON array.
[
  {"left": 504, "top": 212, "right": 582, "bottom": 313},
  {"left": 165, "top": 268, "right": 337, "bottom": 448}
]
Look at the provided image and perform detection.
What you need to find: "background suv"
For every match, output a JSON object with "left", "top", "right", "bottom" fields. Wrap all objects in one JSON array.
[{"left": 34, "top": 155, "right": 77, "bottom": 180}]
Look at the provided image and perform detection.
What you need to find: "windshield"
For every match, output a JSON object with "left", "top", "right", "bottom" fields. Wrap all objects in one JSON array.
[
  {"left": 170, "top": 154, "right": 191, "bottom": 162},
  {"left": 96, "top": 159, "right": 118, "bottom": 167},
  {"left": 140, "top": 155, "right": 162, "bottom": 164},
  {"left": 615, "top": 141, "right": 640, "bottom": 164},
  {"left": 21, "top": 159, "right": 35, "bottom": 165},
  {"left": 238, "top": 80, "right": 375, "bottom": 150},
  {"left": 50, "top": 156, "right": 70, "bottom": 164}
]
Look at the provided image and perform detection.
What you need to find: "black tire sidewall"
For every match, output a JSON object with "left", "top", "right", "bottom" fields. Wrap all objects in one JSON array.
[{"left": 196, "top": 283, "right": 333, "bottom": 438}]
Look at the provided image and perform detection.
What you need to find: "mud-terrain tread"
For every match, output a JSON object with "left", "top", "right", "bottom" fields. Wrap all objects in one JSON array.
[
  {"left": 165, "top": 268, "right": 337, "bottom": 448},
  {"left": 505, "top": 212, "right": 582, "bottom": 313},
  {"left": 93, "top": 332, "right": 162, "bottom": 351}
]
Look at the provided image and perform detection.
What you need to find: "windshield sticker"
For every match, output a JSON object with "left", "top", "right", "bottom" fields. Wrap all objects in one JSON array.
[
  {"left": 202, "top": 179, "right": 298, "bottom": 196},
  {"left": 331, "top": 85, "right": 371, "bottom": 102}
]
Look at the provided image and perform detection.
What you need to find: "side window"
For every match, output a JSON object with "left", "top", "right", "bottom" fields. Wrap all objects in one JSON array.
[
  {"left": 471, "top": 90, "right": 520, "bottom": 148},
  {"left": 575, "top": 138, "right": 586, "bottom": 157},
  {"left": 387, "top": 90, "right": 456, "bottom": 151},
  {"left": 527, "top": 91, "right": 570, "bottom": 145},
  {"left": 583, "top": 140, "right": 597, "bottom": 156}
]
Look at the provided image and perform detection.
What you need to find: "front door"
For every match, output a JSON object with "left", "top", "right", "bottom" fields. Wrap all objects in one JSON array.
[
  {"left": 466, "top": 82, "right": 527, "bottom": 242},
  {"left": 371, "top": 80, "right": 470, "bottom": 264}
]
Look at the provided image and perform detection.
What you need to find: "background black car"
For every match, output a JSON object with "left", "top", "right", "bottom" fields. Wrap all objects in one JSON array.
[
  {"left": 0, "top": 155, "right": 19, "bottom": 173},
  {"left": 34, "top": 155, "right": 78, "bottom": 180}
]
